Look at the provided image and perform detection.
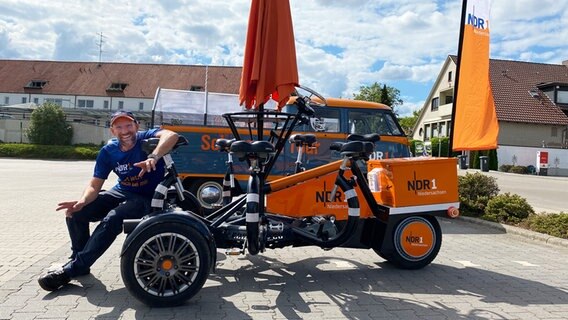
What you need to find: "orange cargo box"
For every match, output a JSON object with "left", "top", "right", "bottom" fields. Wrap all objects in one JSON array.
[{"left": 367, "top": 157, "right": 459, "bottom": 208}]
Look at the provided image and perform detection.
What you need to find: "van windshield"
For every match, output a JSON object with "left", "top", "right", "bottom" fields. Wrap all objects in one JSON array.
[{"left": 348, "top": 109, "right": 403, "bottom": 136}]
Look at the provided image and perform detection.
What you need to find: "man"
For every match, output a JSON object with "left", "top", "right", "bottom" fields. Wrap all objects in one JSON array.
[{"left": 38, "top": 110, "right": 179, "bottom": 291}]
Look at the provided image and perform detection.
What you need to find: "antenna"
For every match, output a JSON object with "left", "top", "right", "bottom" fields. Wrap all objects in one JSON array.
[{"left": 97, "top": 32, "right": 105, "bottom": 66}]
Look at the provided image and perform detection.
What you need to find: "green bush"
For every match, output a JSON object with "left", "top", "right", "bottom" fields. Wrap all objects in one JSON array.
[
  {"left": 499, "top": 164, "right": 513, "bottom": 172},
  {"left": 0, "top": 143, "right": 98, "bottom": 160},
  {"left": 458, "top": 172, "right": 499, "bottom": 216},
  {"left": 509, "top": 165, "right": 529, "bottom": 174},
  {"left": 484, "top": 193, "right": 535, "bottom": 224},
  {"left": 523, "top": 213, "right": 568, "bottom": 239},
  {"left": 26, "top": 103, "right": 73, "bottom": 145}
]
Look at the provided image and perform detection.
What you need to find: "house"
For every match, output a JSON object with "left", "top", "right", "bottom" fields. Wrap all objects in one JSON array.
[
  {"left": 0, "top": 59, "right": 242, "bottom": 143},
  {"left": 412, "top": 55, "right": 568, "bottom": 176}
]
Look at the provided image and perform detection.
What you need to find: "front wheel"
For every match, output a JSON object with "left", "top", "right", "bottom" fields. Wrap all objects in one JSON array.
[
  {"left": 375, "top": 216, "right": 442, "bottom": 270},
  {"left": 121, "top": 223, "right": 211, "bottom": 307}
]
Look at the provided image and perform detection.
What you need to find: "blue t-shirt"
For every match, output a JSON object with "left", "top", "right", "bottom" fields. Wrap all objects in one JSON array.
[{"left": 94, "top": 129, "right": 165, "bottom": 197}]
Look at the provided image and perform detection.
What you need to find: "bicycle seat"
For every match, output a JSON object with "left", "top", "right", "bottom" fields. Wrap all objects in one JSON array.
[
  {"left": 330, "top": 141, "right": 374, "bottom": 158},
  {"left": 230, "top": 140, "right": 275, "bottom": 161},
  {"left": 215, "top": 138, "right": 236, "bottom": 152},
  {"left": 141, "top": 136, "right": 188, "bottom": 154},
  {"left": 347, "top": 133, "right": 380, "bottom": 143},
  {"left": 289, "top": 134, "right": 317, "bottom": 146}
]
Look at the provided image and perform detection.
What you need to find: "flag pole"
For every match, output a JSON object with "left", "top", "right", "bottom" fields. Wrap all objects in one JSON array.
[{"left": 448, "top": 0, "right": 469, "bottom": 155}]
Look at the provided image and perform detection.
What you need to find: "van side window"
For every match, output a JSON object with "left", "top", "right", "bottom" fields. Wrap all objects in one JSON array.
[
  {"left": 348, "top": 109, "right": 402, "bottom": 136},
  {"left": 296, "top": 108, "right": 340, "bottom": 133}
]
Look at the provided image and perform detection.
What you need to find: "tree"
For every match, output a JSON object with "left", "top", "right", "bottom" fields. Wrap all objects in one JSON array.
[
  {"left": 353, "top": 82, "right": 403, "bottom": 114},
  {"left": 27, "top": 103, "right": 73, "bottom": 145},
  {"left": 398, "top": 108, "right": 421, "bottom": 135}
]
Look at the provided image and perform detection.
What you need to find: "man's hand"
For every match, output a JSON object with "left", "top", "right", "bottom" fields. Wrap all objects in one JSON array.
[
  {"left": 134, "top": 158, "right": 158, "bottom": 177},
  {"left": 56, "top": 201, "right": 85, "bottom": 218}
]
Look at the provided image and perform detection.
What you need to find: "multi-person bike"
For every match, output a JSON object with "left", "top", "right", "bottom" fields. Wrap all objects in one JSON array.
[{"left": 120, "top": 86, "right": 460, "bottom": 307}]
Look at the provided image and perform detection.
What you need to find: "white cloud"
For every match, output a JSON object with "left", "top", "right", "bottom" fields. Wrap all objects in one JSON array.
[{"left": 0, "top": 0, "right": 567, "bottom": 110}]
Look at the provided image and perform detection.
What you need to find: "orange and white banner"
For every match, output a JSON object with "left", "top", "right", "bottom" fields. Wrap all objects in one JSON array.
[{"left": 452, "top": 0, "right": 499, "bottom": 151}]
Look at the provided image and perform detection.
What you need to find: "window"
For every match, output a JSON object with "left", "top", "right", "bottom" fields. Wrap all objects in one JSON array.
[
  {"left": 558, "top": 90, "right": 568, "bottom": 104},
  {"left": 33, "top": 98, "right": 39, "bottom": 104},
  {"left": 424, "top": 124, "right": 430, "bottom": 140},
  {"left": 22, "top": 97, "right": 27, "bottom": 103},
  {"left": 348, "top": 109, "right": 403, "bottom": 136},
  {"left": 77, "top": 99, "right": 94, "bottom": 108},
  {"left": 448, "top": 71, "right": 452, "bottom": 82},
  {"left": 552, "top": 127, "right": 558, "bottom": 137},
  {"left": 103, "top": 100, "right": 109, "bottom": 109},
  {"left": 139, "top": 102, "right": 144, "bottom": 111},
  {"left": 118, "top": 101, "right": 124, "bottom": 109},
  {"left": 44, "top": 98, "right": 63, "bottom": 106},
  {"left": 445, "top": 95, "right": 453, "bottom": 104},
  {"left": 295, "top": 108, "right": 340, "bottom": 133},
  {"left": 446, "top": 121, "right": 452, "bottom": 136},
  {"left": 190, "top": 85, "right": 204, "bottom": 91},
  {"left": 24, "top": 80, "right": 47, "bottom": 89},
  {"left": 107, "top": 83, "right": 128, "bottom": 92},
  {"left": 4, "top": 97, "right": 9, "bottom": 105},
  {"left": 431, "top": 97, "right": 439, "bottom": 111}
]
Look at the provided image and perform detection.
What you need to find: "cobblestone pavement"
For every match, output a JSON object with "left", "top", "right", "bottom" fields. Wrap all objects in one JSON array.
[{"left": 1, "top": 159, "right": 567, "bottom": 319}]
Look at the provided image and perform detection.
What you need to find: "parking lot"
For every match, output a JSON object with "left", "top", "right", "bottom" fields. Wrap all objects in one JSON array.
[{"left": 1, "top": 158, "right": 567, "bottom": 319}]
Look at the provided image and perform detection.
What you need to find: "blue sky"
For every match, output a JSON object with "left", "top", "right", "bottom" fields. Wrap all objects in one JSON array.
[{"left": 1, "top": 0, "right": 567, "bottom": 116}]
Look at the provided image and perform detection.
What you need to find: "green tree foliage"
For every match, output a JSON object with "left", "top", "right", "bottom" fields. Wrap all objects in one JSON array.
[
  {"left": 398, "top": 108, "right": 421, "bottom": 135},
  {"left": 26, "top": 103, "right": 73, "bottom": 145},
  {"left": 353, "top": 82, "right": 403, "bottom": 115}
]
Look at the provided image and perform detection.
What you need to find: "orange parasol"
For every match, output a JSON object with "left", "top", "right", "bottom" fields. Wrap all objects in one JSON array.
[{"left": 239, "top": 0, "right": 299, "bottom": 110}]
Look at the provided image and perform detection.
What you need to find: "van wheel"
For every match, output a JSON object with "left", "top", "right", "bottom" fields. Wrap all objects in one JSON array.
[
  {"left": 375, "top": 216, "right": 442, "bottom": 270},
  {"left": 187, "top": 179, "right": 223, "bottom": 214},
  {"left": 121, "top": 223, "right": 211, "bottom": 307}
]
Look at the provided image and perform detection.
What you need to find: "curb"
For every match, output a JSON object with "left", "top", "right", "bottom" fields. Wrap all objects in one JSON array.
[{"left": 457, "top": 216, "right": 568, "bottom": 248}]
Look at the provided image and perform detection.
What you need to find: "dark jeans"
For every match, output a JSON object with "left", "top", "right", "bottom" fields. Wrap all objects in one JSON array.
[{"left": 63, "top": 188, "right": 151, "bottom": 278}]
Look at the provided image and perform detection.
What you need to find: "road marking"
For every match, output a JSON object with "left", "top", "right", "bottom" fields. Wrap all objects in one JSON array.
[
  {"left": 453, "top": 260, "right": 481, "bottom": 267},
  {"left": 512, "top": 261, "right": 539, "bottom": 267}
]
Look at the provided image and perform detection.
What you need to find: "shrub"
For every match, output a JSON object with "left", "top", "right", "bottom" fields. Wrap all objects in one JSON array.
[
  {"left": 509, "top": 165, "right": 529, "bottom": 174},
  {"left": 484, "top": 193, "right": 535, "bottom": 224},
  {"left": 0, "top": 143, "right": 98, "bottom": 160},
  {"left": 458, "top": 172, "right": 499, "bottom": 216},
  {"left": 26, "top": 103, "right": 73, "bottom": 145},
  {"left": 523, "top": 213, "right": 568, "bottom": 239},
  {"left": 499, "top": 164, "right": 513, "bottom": 172}
]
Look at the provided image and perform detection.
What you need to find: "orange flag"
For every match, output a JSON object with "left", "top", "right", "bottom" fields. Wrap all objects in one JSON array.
[{"left": 451, "top": 0, "right": 499, "bottom": 151}]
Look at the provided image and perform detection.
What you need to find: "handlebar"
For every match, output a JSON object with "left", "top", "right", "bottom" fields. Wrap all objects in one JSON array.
[{"left": 293, "top": 85, "right": 327, "bottom": 118}]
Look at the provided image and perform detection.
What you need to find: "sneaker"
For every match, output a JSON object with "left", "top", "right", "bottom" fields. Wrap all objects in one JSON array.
[{"left": 38, "top": 267, "right": 71, "bottom": 291}]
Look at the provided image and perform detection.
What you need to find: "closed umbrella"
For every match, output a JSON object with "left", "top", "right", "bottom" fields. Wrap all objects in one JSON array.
[{"left": 239, "top": 0, "right": 299, "bottom": 110}]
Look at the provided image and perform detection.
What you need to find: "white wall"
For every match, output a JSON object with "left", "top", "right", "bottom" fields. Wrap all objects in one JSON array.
[
  {"left": 498, "top": 145, "right": 568, "bottom": 176},
  {"left": 1, "top": 93, "right": 153, "bottom": 111}
]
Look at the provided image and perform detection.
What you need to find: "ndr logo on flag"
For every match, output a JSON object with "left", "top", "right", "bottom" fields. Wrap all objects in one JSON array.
[{"left": 465, "top": 0, "right": 491, "bottom": 30}]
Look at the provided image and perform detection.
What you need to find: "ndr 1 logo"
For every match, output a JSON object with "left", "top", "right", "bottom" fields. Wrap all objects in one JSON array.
[{"left": 467, "top": 11, "right": 489, "bottom": 30}]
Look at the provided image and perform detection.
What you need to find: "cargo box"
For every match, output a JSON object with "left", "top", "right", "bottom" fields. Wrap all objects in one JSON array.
[{"left": 367, "top": 157, "right": 459, "bottom": 208}]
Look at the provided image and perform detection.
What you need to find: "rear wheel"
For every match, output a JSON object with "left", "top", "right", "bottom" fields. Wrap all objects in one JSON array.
[
  {"left": 121, "top": 223, "right": 211, "bottom": 307},
  {"left": 187, "top": 179, "right": 223, "bottom": 214},
  {"left": 375, "top": 216, "right": 442, "bottom": 270}
]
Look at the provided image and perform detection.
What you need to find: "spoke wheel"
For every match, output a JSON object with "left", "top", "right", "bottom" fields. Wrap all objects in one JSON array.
[{"left": 121, "top": 223, "right": 211, "bottom": 307}]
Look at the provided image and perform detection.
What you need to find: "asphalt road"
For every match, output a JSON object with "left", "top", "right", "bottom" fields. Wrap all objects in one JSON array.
[
  {"left": 457, "top": 168, "right": 567, "bottom": 214},
  {"left": 0, "top": 158, "right": 567, "bottom": 319}
]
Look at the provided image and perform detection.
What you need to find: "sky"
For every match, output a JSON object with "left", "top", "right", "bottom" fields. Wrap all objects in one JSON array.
[{"left": 1, "top": 0, "right": 567, "bottom": 116}]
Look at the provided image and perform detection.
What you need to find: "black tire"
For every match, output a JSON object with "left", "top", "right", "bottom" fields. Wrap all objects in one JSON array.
[
  {"left": 166, "top": 189, "right": 204, "bottom": 216},
  {"left": 187, "top": 179, "right": 223, "bottom": 214},
  {"left": 375, "top": 216, "right": 442, "bottom": 270},
  {"left": 121, "top": 223, "right": 211, "bottom": 307}
]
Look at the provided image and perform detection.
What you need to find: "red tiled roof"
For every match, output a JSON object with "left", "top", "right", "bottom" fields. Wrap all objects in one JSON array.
[
  {"left": 0, "top": 60, "right": 242, "bottom": 98},
  {"left": 489, "top": 59, "right": 568, "bottom": 125}
]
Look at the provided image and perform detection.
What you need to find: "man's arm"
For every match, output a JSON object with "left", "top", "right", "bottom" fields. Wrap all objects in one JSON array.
[
  {"left": 134, "top": 128, "right": 179, "bottom": 176},
  {"left": 57, "top": 177, "right": 105, "bottom": 217}
]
